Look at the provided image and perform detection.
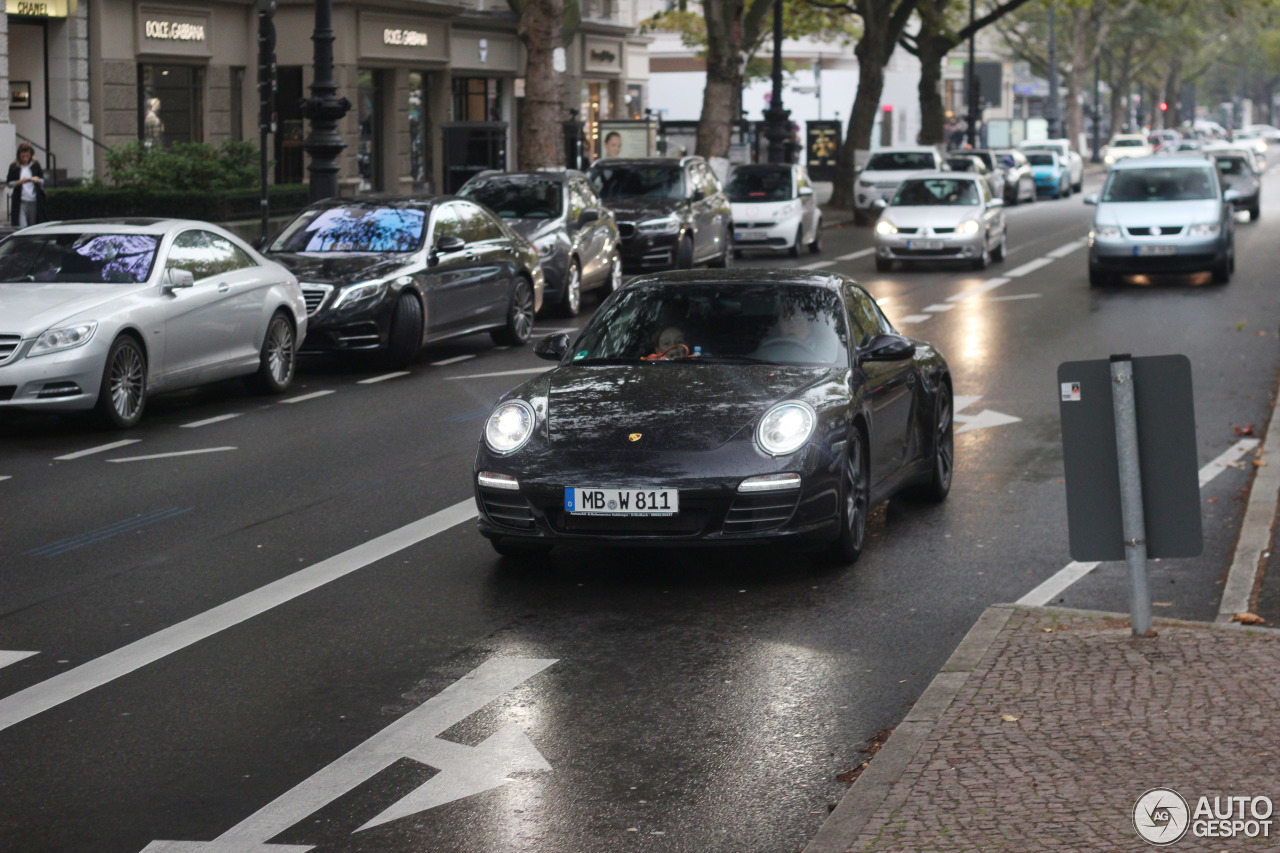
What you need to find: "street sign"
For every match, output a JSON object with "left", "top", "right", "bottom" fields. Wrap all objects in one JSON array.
[
  {"left": 1058, "top": 355, "right": 1202, "bottom": 562},
  {"left": 143, "top": 657, "right": 557, "bottom": 852}
]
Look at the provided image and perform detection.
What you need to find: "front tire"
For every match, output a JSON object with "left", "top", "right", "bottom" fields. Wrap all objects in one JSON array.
[
  {"left": 600, "top": 254, "right": 622, "bottom": 298},
  {"left": 1088, "top": 265, "right": 1111, "bottom": 288},
  {"left": 875, "top": 256, "right": 893, "bottom": 272},
  {"left": 991, "top": 227, "right": 1007, "bottom": 263},
  {"left": 826, "top": 429, "right": 869, "bottom": 565},
  {"left": 491, "top": 276, "right": 536, "bottom": 346},
  {"left": 788, "top": 225, "right": 803, "bottom": 259},
  {"left": 918, "top": 383, "right": 954, "bottom": 502},
  {"left": 559, "top": 260, "right": 582, "bottom": 317},
  {"left": 675, "top": 234, "right": 695, "bottom": 270},
  {"left": 387, "top": 292, "right": 424, "bottom": 368},
  {"left": 246, "top": 310, "right": 296, "bottom": 393},
  {"left": 95, "top": 335, "right": 146, "bottom": 429},
  {"left": 808, "top": 218, "right": 823, "bottom": 253}
]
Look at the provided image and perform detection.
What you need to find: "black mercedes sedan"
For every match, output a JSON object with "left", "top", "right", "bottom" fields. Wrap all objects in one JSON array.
[
  {"left": 264, "top": 196, "right": 544, "bottom": 367},
  {"left": 459, "top": 169, "right": 622, "bottom": 317},
  {"left": 587, "top": 156, "right": 732, "bottom": 272},
  {"left": 473, "top": 269, "right": 953, "bottom": 563}
]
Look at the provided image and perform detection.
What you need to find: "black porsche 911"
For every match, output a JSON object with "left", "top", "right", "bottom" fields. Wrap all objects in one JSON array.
[{"left": 472, "top": 269, "right": 954, "bottom": 563}]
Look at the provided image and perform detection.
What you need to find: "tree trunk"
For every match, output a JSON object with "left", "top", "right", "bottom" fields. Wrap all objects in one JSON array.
[
  {"left": 833, "top": 17, "right": 892, "bottom": 208},
  {"left": 916, "top": 38, "right": 949, "bottom": 146},
  {"left": 515, "top": 0, "right": 565, "bottom": 169},
  {"left": 696, "top": 0, "right": 745, "bottom": 159}
]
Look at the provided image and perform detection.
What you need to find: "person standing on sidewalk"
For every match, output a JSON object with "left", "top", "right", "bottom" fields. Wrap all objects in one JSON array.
[{"left": 7, "top": 142, "right": 46, "bottom": 228}]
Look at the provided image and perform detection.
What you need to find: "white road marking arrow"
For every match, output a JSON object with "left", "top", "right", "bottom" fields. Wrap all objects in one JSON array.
[
  {"left": 142, "top": 656, "right": 557, "bottom": 853},
  {"left": 953, "top": 395, "right": 1021, "bottom": 435}
]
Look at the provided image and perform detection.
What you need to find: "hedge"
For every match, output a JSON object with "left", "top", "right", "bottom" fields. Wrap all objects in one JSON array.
[{"left": 45, "top": 184, "right": 313, "bottom": 223}]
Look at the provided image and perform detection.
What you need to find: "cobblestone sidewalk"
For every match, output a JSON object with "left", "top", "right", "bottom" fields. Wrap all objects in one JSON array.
[{"left": 808, "top": 606, "right": 1280, "bottom": 852}]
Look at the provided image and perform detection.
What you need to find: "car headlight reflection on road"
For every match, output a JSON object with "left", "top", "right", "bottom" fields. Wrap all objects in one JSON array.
[
  {"left": 875, "top": 219, "right": 898, "bottom": 235},
  {"left": 485, "top": 400, "right": 536, "bottom": 454},
  {"left": 757, "top": 401, "right": 816, "bottom": 456},
  {"left": 29, "top": 321, "right": 98, "bottom": 357},
  {"left": 958, "top": 219, "right": 981, "bottom": 234},
  {"left": 1189, "top": 223, "right": 1221, "bottom": 236}
]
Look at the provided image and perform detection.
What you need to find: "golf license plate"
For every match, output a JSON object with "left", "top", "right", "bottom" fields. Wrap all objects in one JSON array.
[
  {"left": 736, "top": 230, "right": 767, "bottom": 241},
  {"left": 565, "top": 487, "right": 679, "bottom": 516},
  {"left": 907, "top": 239, "right": 944, "bottom": 250},
  {"left": 1135, "top": 245, "right": 1177, "bottom": 256}
]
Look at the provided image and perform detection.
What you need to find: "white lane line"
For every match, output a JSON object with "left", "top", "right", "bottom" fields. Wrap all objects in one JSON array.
[
  {"left": 430, "top": 355, "right": 475, "bottom": 367},
  {"left": 447, "top": 367, "right": 552, "bottom": 380},
  {"left": 836, "top": 248, "right": 876, "bottom": 261},
  {"left": 180, "top": 414, "right": 242, "bottom": 429},
  {"left": 1017, "top": 438, "right": 1261, "bottom": 607},
  {"left": 924, "top": 304, "right": 954, "bottom": 313},
  {"left": 0, "top": 476, "right": 10, "bottom": 482},
  {"left": 1005, "top": 257, "right": 1055, "bottom": 278},
  {"left": 986, "top": 293, "right": 1042, "bottom": 302},
  {"left": 280, "top": 390, "right": 336, "bottom": 404},
  {"left": 55, "top": 440, "right": 141, "bottom": 461},
  {"left": 1047, "top": 240, "right": 1087, "bottom": 259},
  {"left": 896, "top": 314, "right": 932, "bottom": 324},
  {"left": 1218, "top": 412, "right": 1280, "bottom": 621},
  {"left": 0, "top": 499, "right": 478, "bottom": 733},
  {"left": 358, "top": 371, "right": 411, "bottom": 385},
  {"left": 799, "top": 260, "right": 837, "bottom": 270},
  {"left": 0, "top": 651, "right": 38, "bottom": 670},
  {"left": 107, "top": 447, "right": 237, "bottom": 463},
  {"left": 946, "top": 277, "right": 1010, "bottom": 303}
]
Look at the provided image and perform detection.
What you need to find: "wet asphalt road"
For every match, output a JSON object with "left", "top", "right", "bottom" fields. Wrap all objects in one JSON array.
[{"left": 3, "top": 163, "right": 1280, "bottom": 853}]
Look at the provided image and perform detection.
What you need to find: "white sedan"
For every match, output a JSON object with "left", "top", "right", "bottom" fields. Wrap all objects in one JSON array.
[{"left": 0, "top": 219, "right": 306, "bottom": 428}]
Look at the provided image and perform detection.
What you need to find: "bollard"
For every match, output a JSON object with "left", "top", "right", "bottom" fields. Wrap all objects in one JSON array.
[{"left": 1110, "top": 354, "right": 1153, "bottom": 636}]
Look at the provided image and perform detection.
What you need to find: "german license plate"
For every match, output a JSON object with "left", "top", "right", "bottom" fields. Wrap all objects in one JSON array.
[
  {"left": 1135, "top": 245, "right": 1177, "bottom": 256},
  {"left": 907, "top": 239, "right": 943, "bottom": 250},
  {"left": 565, "top": 487, "right": 679, "bottom": 516},
  {"left": 736, "top": 230, "right": 767, "bottom": 241}
]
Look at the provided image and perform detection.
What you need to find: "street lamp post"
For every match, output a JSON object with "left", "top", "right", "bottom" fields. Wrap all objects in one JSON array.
[
  {"left": 301, "top": 0, "right": 351, "bottom": 202},
  {"left": 1046, "top": 3, "right": 1060, "bottom": 139},
  {"left": 965, "top": 0, "right": 977, "bottom": 147},
  {"left": 762, "top": 0, "right": 791, "bottom": 164}
]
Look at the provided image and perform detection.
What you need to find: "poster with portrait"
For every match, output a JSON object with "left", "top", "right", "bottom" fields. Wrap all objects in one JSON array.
[
  {"left": 597, "top": 120, "right": 655, "bottom": 159},
  {"left": 10, "top": 82, "right": 30, "bottom": 110}
]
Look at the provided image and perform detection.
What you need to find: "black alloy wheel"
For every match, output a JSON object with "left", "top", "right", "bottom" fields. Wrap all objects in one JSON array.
[
  {"left": 247, "top": 310, "right": 296, "bottom": 393},
  {"left": 96, "top": 335, "right": 147, "bottom": 429},
  {"left": 492, "top": 276, "right": 535, "bottom": 346},
  {"left": 827, "top": 429, "right": 869, "bottom": 565},
  {"left": 387, "top": 292, "right": 425, "bottom": 368}
]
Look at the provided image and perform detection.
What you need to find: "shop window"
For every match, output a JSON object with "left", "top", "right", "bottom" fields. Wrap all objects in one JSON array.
[
  {"left": 275, "top": 67, "right": 305, "bottom": 185},
  {"left": 626, "top": 84, "right": 644, "bottom": 120},
  {"left": 358, "top": 69, "right": 385, "bottom": 192},
  {"left": 409, "top": 71, "right": 433, "bottom": 190},
  {"left": 139, "top": 65, "right": 205, "bottom": 147},
  {"left": 452, "top": 77, "right": 503, "bottom": 123}
]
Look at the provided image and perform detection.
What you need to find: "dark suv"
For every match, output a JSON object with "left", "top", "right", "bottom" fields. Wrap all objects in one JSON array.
[{"left": 587, "top": 156, "right": 732, "bottom": 272}]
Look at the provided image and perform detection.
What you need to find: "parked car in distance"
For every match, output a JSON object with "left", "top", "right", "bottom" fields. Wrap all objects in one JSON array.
[
  {"left": 1102, "top": 133, "right": 1155, "bottom": 165},
  {"left": 1211, "top": 151, "right": 1261, "bottom": 220},
  {"left": 1020, "top": 139, "right": 1084, "bottom": 192},
  {"left": 1149, "top": 129, "right": 1182, "bottom": 152},
  {"left": 587, "top": 156, "right": 732, "bottom": 272},
  {"left": 1025, "top": 150, "right": 1072, "bottom": 198},
  {"left": 982, "top": 148, "right": 1036, "bottom": 205},
  {"left": 1202, "top": 141, "right": 1263, "bottom": 175},
  {"left": 459, "top": 169, "right": 621, "bottom": 317},
  {"left": 854, "top": 146, "right": 948, "bottom": 225},
  {"left": 1230, "top": 129, "right": 1269, "bottom": 158},
  {"left": 726, "top": 162, "right": 822, "bottom": 258},
  {"left": 0, "top": 219, "right": 306, "bottom": 428},
  {"left": 945, "top": 154, "right": 1006, "bottom": 203},
  {"left": 1084, "top": 156, "right": 1238, "bottom": 287},
  {"left": 264, "top": 196, "right": 544, "bottom": 367},
  {"left": 474, "top": 269, "right": 953, "bottom": 564},
  {"left": 872, "top": 173, "right": 1007, "bottom": 271},
  {"left": 1245, "top": 124, "right": 1280, "bottom": 143}
]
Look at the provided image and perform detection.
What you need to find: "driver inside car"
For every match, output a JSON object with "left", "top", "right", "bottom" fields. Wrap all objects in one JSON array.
[{"left": 645, "top": 324, "right": 692, "bottom": 360}]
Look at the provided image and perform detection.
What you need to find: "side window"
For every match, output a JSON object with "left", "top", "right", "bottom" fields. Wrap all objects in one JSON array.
[
  {"left": 431, "top": 206, "right": 463, "bottom": 244},
  {"left": 460, "top": 203, "right": 505, "bottom": 241},
  {"left": 566, "top": 182, "right": 586, "bottom": 222},
  {"left": 843, "top": 285, "right": 872, "bottom": 347},
  {"left": 703, "top": 163, "right": 722, "bottom": 195},
  {"left": 579, "top": 179, "right": 603, "bottom": 209},
  {"left": 167, "top": 230, "right": 251, "bottom": 281},
  {"left": 856, "top": 288, "right": 894, "bottom": 338}
]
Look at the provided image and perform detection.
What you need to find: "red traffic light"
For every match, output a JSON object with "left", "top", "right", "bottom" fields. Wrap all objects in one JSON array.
[
  {"left": 1159, "top": 102, "right": 1168, "bottom": 111},
  {"left": 882, "top": 105, "right": 893, "bottom": 112}
]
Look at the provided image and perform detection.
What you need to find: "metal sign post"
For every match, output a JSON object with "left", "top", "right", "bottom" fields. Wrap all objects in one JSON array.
[{"left": 1110, "top": 355, "right": 1153, "bottom": 636}]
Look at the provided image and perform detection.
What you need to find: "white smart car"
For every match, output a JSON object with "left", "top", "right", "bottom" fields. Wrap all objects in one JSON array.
[{"left": 728, "top": 163, "right": 822, "bottom": 258}]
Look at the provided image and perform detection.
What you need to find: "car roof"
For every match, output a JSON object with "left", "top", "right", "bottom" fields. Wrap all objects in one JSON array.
[
  {"left": 302, "top": 195, "right": 442, "bottom": 211},
  {"left": 899, "top": 170, "right": 980, "bottom": 182},
  {"left": 589, "top": 157, "right": 690, "bottom": 167},
  {"left": 622, "top": 267, "right": 849, "bottom": 293},
  {"left": 1108, "top": 155, "right": 1213, "bottom": 170},
  {"left": 868, "top": 145, "right": 941, "bottom": 154},
  {"left": 18, "top": 218, "right": 223, "bottom": 235},
  {"left": 466, "top": 169, "right": 585, "bottom": 183}
]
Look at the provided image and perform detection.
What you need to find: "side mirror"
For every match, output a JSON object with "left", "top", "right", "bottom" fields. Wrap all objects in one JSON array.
[
  {"left": 533, "top": 332, "right": 570, "bottom": 362},
  {"left": 860, "top": 333, "right": 915, "bottom": 362},
  {"left": 691, "top": 188, "right": 706, "bottom": 202},
  {"left": 1082, "top": 194, "right": 1099, "bottom": 206},
  {"left": 578, "top": 208, "right": 600, "bottom": 225},
  {"left": 435, "top": 235, "right": 466, "bottom": 254},
  {"left": 872, "top": 198, "right": 889, "bottom": 211},
  {"left": 1224, "top": 188, "right": 1242, "bottom": 203},
  {"left": 987, "top": 197, "right": 1004, "bottom": 209},
  {"left": 163, "top": 268, "right": 195, "bottom": 291},
  {"left": 798, "top": 186, "right": 814, "bottom": 197}
]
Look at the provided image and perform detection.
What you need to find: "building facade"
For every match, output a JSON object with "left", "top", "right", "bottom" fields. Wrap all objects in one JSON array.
[{"left": 0, "top": 0, "right": 650, "bottom": 195}]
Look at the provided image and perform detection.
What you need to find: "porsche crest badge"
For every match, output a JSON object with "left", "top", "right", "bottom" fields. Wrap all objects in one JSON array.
[{"left": 628, "top": 433, "right": 642, "bottom": 442}]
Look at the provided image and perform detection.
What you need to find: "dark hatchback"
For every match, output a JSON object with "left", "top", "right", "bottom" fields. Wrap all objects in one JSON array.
[
  {"left": 473, "top": 269, "right": 953, "bottom": 563},
  {"left": 264, "top": 197, "right": 544, "bottom": 366},
  {"left": 459, "top": 169, "right": 622, "bottom": 317},
  {"left": 587, "top": 156, "right": 732, "bottom": 272}
]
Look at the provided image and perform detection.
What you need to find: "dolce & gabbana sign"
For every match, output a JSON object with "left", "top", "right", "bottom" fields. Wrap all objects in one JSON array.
[
  {"left": 137, "top": 6, "right": 211, "bottom": 56},
  {"left": 359, "top": 13, "right": 447, "bottom": 62}
]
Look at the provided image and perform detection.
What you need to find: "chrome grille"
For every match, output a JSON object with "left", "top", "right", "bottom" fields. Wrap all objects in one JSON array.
[
  {"left": 722, "top": 491, "right": 800, "bottom": 533},
  {"left": 0, "top": 334, "right": 20, "bottom": 365},
  {"left": 300, "top": 283, "right": 333, "bottom": 315}
]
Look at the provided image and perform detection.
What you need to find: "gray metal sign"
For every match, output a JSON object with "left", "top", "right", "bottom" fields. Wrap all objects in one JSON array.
[{"left": 1058, "top": 355, "right": 1202, "bottom": 562}]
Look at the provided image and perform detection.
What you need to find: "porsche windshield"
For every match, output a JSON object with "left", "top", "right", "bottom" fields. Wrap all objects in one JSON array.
[
  {"left": 459, "top": 178, "right": 563, "bottom": 219},
  {"left": 572, "top": 284, "right": 847, "bottom": 366},
  {"left": 269, "top": 206, "right": 427, "bottom": 253},
  {"left": 0, "top": 234, "right": 159, "bottom": 283}
]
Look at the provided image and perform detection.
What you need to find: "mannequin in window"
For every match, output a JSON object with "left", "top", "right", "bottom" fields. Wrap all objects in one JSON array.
[{"left": 144, "top": 98, "right": 165, "bottom": 148}]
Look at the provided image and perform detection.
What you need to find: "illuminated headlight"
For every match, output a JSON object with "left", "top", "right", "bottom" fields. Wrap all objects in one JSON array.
[
  {"left": 756, "top": 401, "right": 816, "bottom": 457},
  {"left": 958, "top": 219, "right": 981, "bottom": 234},
  {"left": 637, "top": 217, "right": 680, "bottom": 234},
  {"left": 332, "top": 279, "right": 388, "bottom": 309},
  {"left": 29, "top": 321, "right": 97, "bottom": 357},
  {"left": 1094, "top": 225, "right": 1122, "bottom": 239},
  {"left": 1104, "top": 155, "right": 1116, "bottom": 165},
  {"left": 1189, "top": 223, "right": 1220, "bottom": 236},
  {"left": 484, "top": 400, "right": 536, "bottom": 455},
  {"left": 875, "top": 219, "right": 898, "bottom": 235}
]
